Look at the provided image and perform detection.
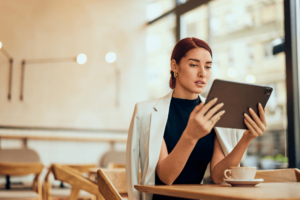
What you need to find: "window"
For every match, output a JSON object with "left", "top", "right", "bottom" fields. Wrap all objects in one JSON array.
[
  {"left": 147, "top": 0, "right": 291, "bottom": 169},
  {"left": 146, "top": 13, "right": 176, "bottom": 99},
  {"left": 183, "top": 0, "right": 287, "bottom": 169}
]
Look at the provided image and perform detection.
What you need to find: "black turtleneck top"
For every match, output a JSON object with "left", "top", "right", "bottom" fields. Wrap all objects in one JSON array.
[{"left": 152, "top": 96, "right": 216, "bottom": 200}]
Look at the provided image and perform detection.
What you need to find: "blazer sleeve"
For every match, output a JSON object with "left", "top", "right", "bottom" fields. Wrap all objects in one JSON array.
[{"left": 126, "top": 103, "right": 141, "bottom": 200}]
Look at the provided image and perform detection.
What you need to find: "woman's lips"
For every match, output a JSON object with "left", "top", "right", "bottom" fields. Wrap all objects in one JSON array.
[
  {"left": 195, "top": 81, "right": 205, "bottom": 87},
  {"left": 195, "top": 82, "right": 204, "bottom": 87}
]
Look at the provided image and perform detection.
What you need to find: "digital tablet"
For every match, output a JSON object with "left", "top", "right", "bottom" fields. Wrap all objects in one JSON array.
[{"left": 205, "top": 79, "right": 273, "bottom": 130}]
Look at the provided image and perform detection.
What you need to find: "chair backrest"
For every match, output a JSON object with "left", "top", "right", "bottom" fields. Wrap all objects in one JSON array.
[
  {"left": 100, "top": 150, "right": 126, "bottom": 168},
  {"left": 255, "top": 168, "right": 300, "bottom": 182},
  {"left": 97, "top": 169, "right": 126, "bottom": 200},
  {"left": 0, "top": 148, "right": 40, "bottom": 163},
  {"left": 42, "top": 163, "right": 97, "bottom": 200},
  {"left": 51, "top": 164, "right": 103, "bottom": 200},
  {"left": 0, "top": 162, "right": 43, "bottom": 176}
]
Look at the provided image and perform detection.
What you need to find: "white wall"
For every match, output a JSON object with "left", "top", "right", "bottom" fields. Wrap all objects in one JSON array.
[
  {"left": 0, "top": 0, "right": 148, "bottom": 129},
  {"left": 0, "top": 0, "right": 148, "bottom": 185}
]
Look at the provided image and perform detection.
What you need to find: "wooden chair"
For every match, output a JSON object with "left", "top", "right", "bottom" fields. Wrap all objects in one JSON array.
[
  {"left": 107, "top": 163, "right": 126, "bottom": 169},
  {"left": 255, "top": 168, "right": 300, "bottom": 182},
  {"left": 97, "top": 169, "right": 128, "bottom": 200},
  {"left": 51, "top": 164, "right": 103, "bottom": 200},
  {"left": 100, "top": 150, "right": 126, "bottom": 168},
  {"left": 0, "top": 148, "right": 40, "bottom": 190},
  {"left": 0, "top": 162, "right": 43, "bottom": 200},
  {"left": 43, "top": 164, "right": 96, "bottom": 200}
]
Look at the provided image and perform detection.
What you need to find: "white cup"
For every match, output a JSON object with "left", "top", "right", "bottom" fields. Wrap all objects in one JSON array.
[{"left": 224, "top": 167, "right": 257, "bottom": 180}]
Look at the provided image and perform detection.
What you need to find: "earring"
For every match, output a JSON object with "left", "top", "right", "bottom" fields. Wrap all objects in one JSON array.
[{"left": 174, "top": 73, "right": 178, "bottom": 78}]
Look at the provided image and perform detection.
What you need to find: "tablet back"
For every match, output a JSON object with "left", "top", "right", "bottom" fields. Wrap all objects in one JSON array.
[{"left": 205, "top": 79, "right": 273, "bottom": 130}]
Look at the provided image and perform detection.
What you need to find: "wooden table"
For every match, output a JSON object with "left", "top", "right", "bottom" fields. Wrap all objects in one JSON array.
[
  {"left": 135, "top": 183, "right": 300, "bottom": 200},
  {"left": 89, "top": 168, "right": 100, "bottom": 176}
]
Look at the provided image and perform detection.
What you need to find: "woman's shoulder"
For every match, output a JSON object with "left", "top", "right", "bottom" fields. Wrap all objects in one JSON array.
[
  {"left": 135, "top": 97, "right": 161, "bottom": 113},
  {"left": 134, "top": 92, "right": 172, "bottom": 116}
]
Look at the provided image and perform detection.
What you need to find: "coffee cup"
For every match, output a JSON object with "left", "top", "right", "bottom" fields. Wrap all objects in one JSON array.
[{"left": 224, "top": 167, "right": 256, "bottom": 180}]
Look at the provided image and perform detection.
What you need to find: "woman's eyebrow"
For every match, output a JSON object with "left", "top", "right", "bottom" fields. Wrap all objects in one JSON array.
[
  {"left": 188, "top": 58, "right": 213, "bottom": 64},
  {"left": 188, "top": 58, "right": 200, "bottom": 62}
]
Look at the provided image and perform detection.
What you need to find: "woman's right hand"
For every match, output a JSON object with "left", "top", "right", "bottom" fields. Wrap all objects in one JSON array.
[{"left": 184, "top": 98, "right": 225, "bottom": 141}]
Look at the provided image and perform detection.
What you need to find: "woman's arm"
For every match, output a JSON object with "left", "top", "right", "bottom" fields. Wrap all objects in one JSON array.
[
  {"left": 210, "top": 103, "right": 267, "bottom": 184},
  {"left": 156, "top": 98, "right": 225, "bottom": 185},
  {"left": 156, "top": 134, "right": 199, "bottom": 185}
]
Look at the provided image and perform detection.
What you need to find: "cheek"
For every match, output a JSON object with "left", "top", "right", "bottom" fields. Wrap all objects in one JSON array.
[
  {"left": 181, "top": 66, "right": 196, "bottom": 78},
  {"left": 206, "top": 70, "right": 212, "bottom": 79},
  {"left": 178, "top": 65, "right": 189, "bottom": 76}
]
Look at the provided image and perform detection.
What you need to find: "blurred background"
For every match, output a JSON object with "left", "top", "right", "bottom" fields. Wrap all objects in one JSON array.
[
  {"left": 0, "top": 0, "right": 299, "bottom": 196},
  {"left": 147, "top": 0, "right": 288, "bottom": 169}
]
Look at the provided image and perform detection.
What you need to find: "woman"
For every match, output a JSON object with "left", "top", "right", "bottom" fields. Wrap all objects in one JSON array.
[{"left": 126, "top": 37, "right": 267, "bottom": 200}]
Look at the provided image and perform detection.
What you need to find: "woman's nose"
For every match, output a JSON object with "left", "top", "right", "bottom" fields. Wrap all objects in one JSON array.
[{"left": 198, "top": 65, "right": 206, "bottom": 77}]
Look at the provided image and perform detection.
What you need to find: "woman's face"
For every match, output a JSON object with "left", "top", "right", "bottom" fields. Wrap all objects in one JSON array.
[{"left": 171, "top": 47, "right": 212, "bottom": 94}]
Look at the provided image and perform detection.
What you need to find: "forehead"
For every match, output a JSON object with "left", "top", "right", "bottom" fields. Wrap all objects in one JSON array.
[{"left": 184, "top": 48, "right": 212, "bottom": 60}]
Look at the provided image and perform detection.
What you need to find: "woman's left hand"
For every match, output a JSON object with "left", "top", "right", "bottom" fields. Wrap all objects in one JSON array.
[{"left": 243, "top": 103, "right": 267, "bottom": 140}]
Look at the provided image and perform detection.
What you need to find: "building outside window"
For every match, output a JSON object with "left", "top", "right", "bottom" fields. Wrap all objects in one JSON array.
[{"left": 146, "top": 0, "right": 288, "bottom": 170}]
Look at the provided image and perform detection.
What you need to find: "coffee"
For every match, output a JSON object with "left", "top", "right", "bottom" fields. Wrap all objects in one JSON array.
[{"left": 224, "top": 167, "right": 256, "bottom": 180}]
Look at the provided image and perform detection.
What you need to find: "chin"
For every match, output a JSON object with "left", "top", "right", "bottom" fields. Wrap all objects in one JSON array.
[
  {"left": 196, "top": 85, "right": 208, "bottom": 94},
  {"left": 190, "top": 87, "right": 205, "bottom": 94}
]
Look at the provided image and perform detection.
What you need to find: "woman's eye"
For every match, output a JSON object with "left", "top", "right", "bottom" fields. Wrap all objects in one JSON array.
[
  {"left": 206, "top": 66, "right": 212, "bottom": 69},
  {"left": 190, "top": 64, "right": 197, "bottom": 67}
]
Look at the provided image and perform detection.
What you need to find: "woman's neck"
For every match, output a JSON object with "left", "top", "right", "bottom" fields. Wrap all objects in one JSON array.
[{"left": 172, "top": 85, "right": 199, "bottom": 100}]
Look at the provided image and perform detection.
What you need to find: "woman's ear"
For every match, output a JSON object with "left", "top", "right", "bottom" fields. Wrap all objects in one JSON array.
[{"left": 171, "top": 59, "right": 178, "bottom": 73}]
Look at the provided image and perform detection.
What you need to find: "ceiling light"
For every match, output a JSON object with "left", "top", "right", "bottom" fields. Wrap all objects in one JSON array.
[
  {"left": 105, "top": 52, "right": 116, "bottom": 63},
  {"left": 76, "top": 53, "right": 87, "bottom": 64}
]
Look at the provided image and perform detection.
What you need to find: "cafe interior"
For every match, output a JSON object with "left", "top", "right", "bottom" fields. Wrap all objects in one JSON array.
[{"left": 0, "top": 0, "right": 299, "bottom": 199}]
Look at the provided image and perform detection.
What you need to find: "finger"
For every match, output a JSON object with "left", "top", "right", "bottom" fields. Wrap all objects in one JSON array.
[
  {"left": 208, "top": 110, "right": 226, "bottom": 128},
  {"left": 204, "top": 102, "right": 224, "bottom": 121},
  {"left": 249, "top": 108, "right": 266, "bottom": 131},
  {"left": 258, "top": 103, "right": 267, "bottom": 126},
  {"left": 199, "top": 98, "right": 218, "bottom": 116},
  {"left": 244, "top": 119, "right": 260, "bottom": 137},
  {"left": 191, "top": 102, "right": 204, "bottom": 116},
  {"left": 244, "top": 113, "right": 263, "bottom": 135}
]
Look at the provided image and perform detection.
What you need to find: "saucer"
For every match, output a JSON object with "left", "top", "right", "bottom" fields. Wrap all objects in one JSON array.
[{"left": 224, "top": 179, "right": 264, "bottom": 187}]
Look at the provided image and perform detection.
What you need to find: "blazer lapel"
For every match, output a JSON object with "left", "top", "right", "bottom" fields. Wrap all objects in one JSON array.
[{"left": 145, "top": 91, "right": 173, "bottom": 185}]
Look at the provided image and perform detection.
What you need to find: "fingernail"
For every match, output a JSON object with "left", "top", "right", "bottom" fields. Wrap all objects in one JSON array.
[
  {"left": 219, "top": 103, "right": 224, "bottom": 106},
  {"left": 213, "top": 98, "right": 218, "bottom": 101},
  {"left": 249, "top": 108, "right": 253, "bottom": 111},
  {"left": 244, "top": 113, "right": 247, "bottom": 116},
  {"left": 221, "top": 110, "right": 225, "bottom": 114},
  {"left": 259, "top": 103, "right": 262, "bottom": 107}
]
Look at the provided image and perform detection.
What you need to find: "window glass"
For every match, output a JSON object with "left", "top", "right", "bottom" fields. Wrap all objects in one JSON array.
[
  {"left": 146, "top": 13, "right": 176, "bottom": 99},
  {"left": 181, "top": 0, "right": 287, "bottom": 169},
  {"left": 146, "top": 0, "right": 176, "bottom": 21}
]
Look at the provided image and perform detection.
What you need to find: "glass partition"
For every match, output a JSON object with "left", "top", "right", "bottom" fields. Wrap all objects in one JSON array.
[
  {"left": 146, "top": 13, "right": 176, "bottom": 99},
  {"left": 181, "top": 0, "right": 287, "bottom": 169},
  {"left": 147, "top": 0, "right": 287, "bottom": 169}
]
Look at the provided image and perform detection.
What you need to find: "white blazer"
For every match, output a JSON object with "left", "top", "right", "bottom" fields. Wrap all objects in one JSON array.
[{"left": 126, "top": 91, "right": 245, "bottom": 200}]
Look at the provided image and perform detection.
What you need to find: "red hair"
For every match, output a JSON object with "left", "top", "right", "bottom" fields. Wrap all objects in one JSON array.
[{"left": 169, "top": 37, "right": 212, "bottom": 89}]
